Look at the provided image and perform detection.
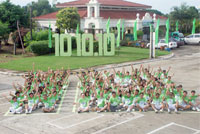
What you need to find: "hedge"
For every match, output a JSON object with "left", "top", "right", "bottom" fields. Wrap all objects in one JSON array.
[{"left": 26, "top": 40, "right": 55, "bottom": 55}]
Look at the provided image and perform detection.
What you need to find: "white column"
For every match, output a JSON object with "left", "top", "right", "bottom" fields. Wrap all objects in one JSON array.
[
  {"left": 136, "top": 13, "right": 140, "bottom": 30},
  {"left": 94, "top": 6, "right": 97, "bottom": 17},
  {"left": 153, "top": 32, "right": 156, "bottom": 58},
  {"left": 87, "top": 5, "right": 91, "bottom": 17}
]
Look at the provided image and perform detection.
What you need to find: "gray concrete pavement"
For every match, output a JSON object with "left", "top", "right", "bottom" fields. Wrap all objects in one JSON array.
[{"left": 0, "top": 45, "right": 199, "bottom": 134}]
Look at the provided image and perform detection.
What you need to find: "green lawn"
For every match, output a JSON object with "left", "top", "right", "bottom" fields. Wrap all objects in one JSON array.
[{"left": 0, "top": 47, "right": 170, "bottom": 71}]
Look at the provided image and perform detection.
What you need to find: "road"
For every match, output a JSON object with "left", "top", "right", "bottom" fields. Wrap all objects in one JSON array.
[{"left": 0, "top": 45, "right": 199, "bottom": 134}]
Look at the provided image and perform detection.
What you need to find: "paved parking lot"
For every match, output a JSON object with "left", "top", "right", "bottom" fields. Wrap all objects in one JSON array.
[{"left": 0, "top": 45, "right": 199, "bottom": 134}]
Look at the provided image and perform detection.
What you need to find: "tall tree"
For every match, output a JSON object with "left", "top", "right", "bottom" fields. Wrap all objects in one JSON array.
[
  {"left": 0, "top": 21, "right": 10, "bottom": 47},
  {"left": 0, "top": 0, "right": 29, "bottom": 31},
  {"left": 27, "top": 0, "right": 57, "bottom": 17},
  {"left": 56, "top": 7, "right": 80, "bottom": 32},
  {"left": 169, "top": 3, "right": 199, "bottom": 34}
]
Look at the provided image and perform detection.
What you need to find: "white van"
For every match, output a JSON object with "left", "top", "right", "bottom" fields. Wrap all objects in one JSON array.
[{"left": 184, "top": 33, "right": 200, "bottom": 45}]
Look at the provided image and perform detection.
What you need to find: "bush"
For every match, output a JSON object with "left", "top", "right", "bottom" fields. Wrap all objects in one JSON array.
[
  {"left": 35, "top": 30, "right": 49, "bottom": 41},
  {"left": 27, "top": 40, "right": 55, "bottom": 55},
  {"left": 24, "top": 30, "right": 49, "bottom": 46},
  {"left": 137, "top": 30, "right": 144, "bottom": 39}
]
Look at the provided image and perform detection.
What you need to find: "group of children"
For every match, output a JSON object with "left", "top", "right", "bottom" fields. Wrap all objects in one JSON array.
[
  {"left": 3, "top": 64, "right": 200, "bottom": 115},
  {"left": 3, "top": 68, "right": 70, "bottom": 114},
  {"left": 76, "top": 65, "right": 200, "bottom": 114}
]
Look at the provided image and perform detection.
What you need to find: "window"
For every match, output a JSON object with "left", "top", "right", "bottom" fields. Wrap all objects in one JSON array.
[
  {"left": 160, "top": 40, "right": 165, "bottom": 43},
  {"left": 186, "top": 35, "right": 193, "bottom": 38},
  {"left": 195, "top": 34, "right": 200, "bottom": 38}
]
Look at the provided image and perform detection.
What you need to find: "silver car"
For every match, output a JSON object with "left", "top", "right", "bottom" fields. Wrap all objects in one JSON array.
[{"left": 184, "top": 33, "right": 200, "bottom": 45}]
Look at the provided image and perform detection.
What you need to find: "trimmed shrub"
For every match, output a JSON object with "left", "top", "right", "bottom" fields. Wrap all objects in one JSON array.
[{"left": 28, "top": 40, "right": 55, "bottom": 55}]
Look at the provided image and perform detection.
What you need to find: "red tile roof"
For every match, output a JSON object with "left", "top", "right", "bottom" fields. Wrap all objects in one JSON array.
[
  {"left": 56, "top": 0, "right": 151, "bottom": 8},
  {"left": 100, "top": 10, "right": 167, "bottom": 20},
  {"left": 34, "top": 10, "right": 87, "bottom": 20},
  {"left": 34, "top": 9, "right": 167, "bottom": 20}
]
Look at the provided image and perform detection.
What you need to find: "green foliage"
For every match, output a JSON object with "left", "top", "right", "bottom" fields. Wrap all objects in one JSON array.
[
  {"left": 56, "top": 7, "right": 80, "bottom": 32},
  {"left": 0, "top": 21, "right": 9, "bottom": 40},
  {"left": 0, "top": 0, "right": 29, "bottom": 31},
  {"left": 28, "top": 0, "right": 58, "bottom": 17},
  {"left": 137, "top": 30, "right": 144, "bottom": 39},
  {"left": 93, "top": 41, "right": 99, "bottom": 52},
  {"left": 35, "top": 30, "right": 49, "bottom": 41},
  {"left": 28, "top": 40, "right": 55, "bottom": 55},
  {"left": 169, "top": 3, "right": 199, "bottom": 34},
  {"left": 147, "top": 9, "right": 164, "bottom": 16},
  {"left": 71, "top": 37, "right": 77, "bottom": 49},
  {"left": 24, "top": 30, "right": 49, "bottom": 46}
]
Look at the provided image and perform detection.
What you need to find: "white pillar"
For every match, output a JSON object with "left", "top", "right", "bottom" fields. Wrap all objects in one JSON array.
[
  {"left": 95, "top": 6, "right": 97, "bottom": 17},
  {"left": 87, "top": 6, "right": 91, "bottom": 17},
  {"left": 136, "top": 13, "right": 140, "bottom": 30},
  {"left": 153, "top": 32, "right": 156, "bottom": 58}
]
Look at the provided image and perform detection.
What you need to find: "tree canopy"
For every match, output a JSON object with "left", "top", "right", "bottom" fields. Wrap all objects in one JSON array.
[
  {"left": 0, "top": 21, "right": 9, "bottom": 39},
  {"left": 26, "top": 0, "right": 58, "bottom": 17},
  {"left": 169, "top": 3, "right": 200, "bottom": 33},
  {"left": 0, "top": 0, "right": 29, "bottom": 31},
  {"left": 56, "top": 7, "right": 80, "bottom": 32}
]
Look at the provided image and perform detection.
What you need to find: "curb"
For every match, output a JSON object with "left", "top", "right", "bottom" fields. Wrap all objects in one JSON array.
[
  {"left": 0, "top": 71, "right": 26, "bottom": 77},
  {"left": 0, "top": 53, "right": 174, "bottom": 76}
]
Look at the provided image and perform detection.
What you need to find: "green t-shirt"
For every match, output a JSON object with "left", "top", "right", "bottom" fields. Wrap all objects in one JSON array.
[
  {"left": 49, "top": 95, "right": 58, "bottom": 104},
  {"left": 10, "top": 100, "right": 21, "bottom": 109},
  {"left": 143, "top": 73, "right": 147, "bottom": 79},
  {"left": 104, "top": 92, "right": 110, "bottom": 100},
  {"left": 79, "top": 98, "right": 89, "bottom": 108},
  {"left": 97, "top": 95, "right": 106, "bottom": 107},
  {"left": 189, "top": 95, "right": 198, "bottom": 103},
  {"left": 179, "top": 96, "right": 189, "bottom": 104},
  {"left": 34, "top": 96, "right": 40, "bottom": 103},
  {"left": 166, "top": 97, "right": 176, "bottom": 104},
  {"left": 144, "top": 94, "right": 151, "bottom": 101},
  {"left": 28, "top": 97, "right": 35, "bottom": 106},
  {"left": 123, "top": 95, "right": 134, "bottom": 105},
  {"left": 109, "top": 96, "right": 119, "bottom": 106},
  {"left": 17, "top": 95, "right": 24, "bottom": 101},
  {"left": 137, "top": 98, "right": 146, "bottom": 105},
  {"left": 41, "top": 98, "right": 53, "bottom": 107},
  {"left": 152, "top": 97, "right": 162, "bottom": 105},
  {"left": 133, "top": 94, "right": 140, "bottom": 102}
]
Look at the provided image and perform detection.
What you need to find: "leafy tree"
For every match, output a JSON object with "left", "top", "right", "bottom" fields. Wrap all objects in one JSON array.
[
  {"left": 147, "top": 9, "right": 164, "bottom": 16},
  {"left": 169, "top": 3, "right": 199, "bottom": 34},
  {"left": 0, "top": 21, "right": 10, "bottom": 47},
  {"left": 26, "top": 0, "right": 58, "bottom": 17},
  {"left": 0, "top": 0, "right": 29, "bottom": 31},
  {"left": 56, "top": 7, "right": 80, "bottom": 32}
]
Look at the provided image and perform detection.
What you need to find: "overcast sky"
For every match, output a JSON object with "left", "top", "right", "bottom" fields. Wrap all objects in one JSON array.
[{"left": 0, "top": 0, "right": 200, "bottom": 14}]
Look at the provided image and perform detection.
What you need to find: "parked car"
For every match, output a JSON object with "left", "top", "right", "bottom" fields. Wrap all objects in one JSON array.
[
  {"left": 171, "top": 32, "right": 185, "bottom": 47},
  {"left": 184, "top": 33, "right": 200, "bottom": 45},
  {"left": 147, "top": 39, "right": 177, "bottom": 49}
]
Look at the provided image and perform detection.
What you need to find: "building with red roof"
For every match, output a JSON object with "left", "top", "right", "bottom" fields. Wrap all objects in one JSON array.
[{"left": 34, "top": 0, "right": 167, "bottom": 39}]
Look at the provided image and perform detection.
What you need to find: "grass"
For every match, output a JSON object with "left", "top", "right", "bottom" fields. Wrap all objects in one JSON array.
[{"left": 0, "top": 47, "right": 170, "bottom": 72}]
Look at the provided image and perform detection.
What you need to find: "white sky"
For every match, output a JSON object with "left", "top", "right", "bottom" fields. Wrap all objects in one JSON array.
[{"left": 0, "top": 0, "right": 200, "bottom": 14}]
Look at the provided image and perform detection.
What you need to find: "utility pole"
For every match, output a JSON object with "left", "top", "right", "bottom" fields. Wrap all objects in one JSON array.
[{"left": 30, "top": 6, "right": 32, "bottom": 40}]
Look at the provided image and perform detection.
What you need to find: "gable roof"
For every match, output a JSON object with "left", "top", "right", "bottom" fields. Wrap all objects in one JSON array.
[
  {"left": 34, "top": 10, "right": 87, "bottom": 20},
  {"left": 33, "top": 9, "right": 167, "bottom": 20},
  {"left": 56, "top": 0, "right": 151, "bottom": 8}
]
